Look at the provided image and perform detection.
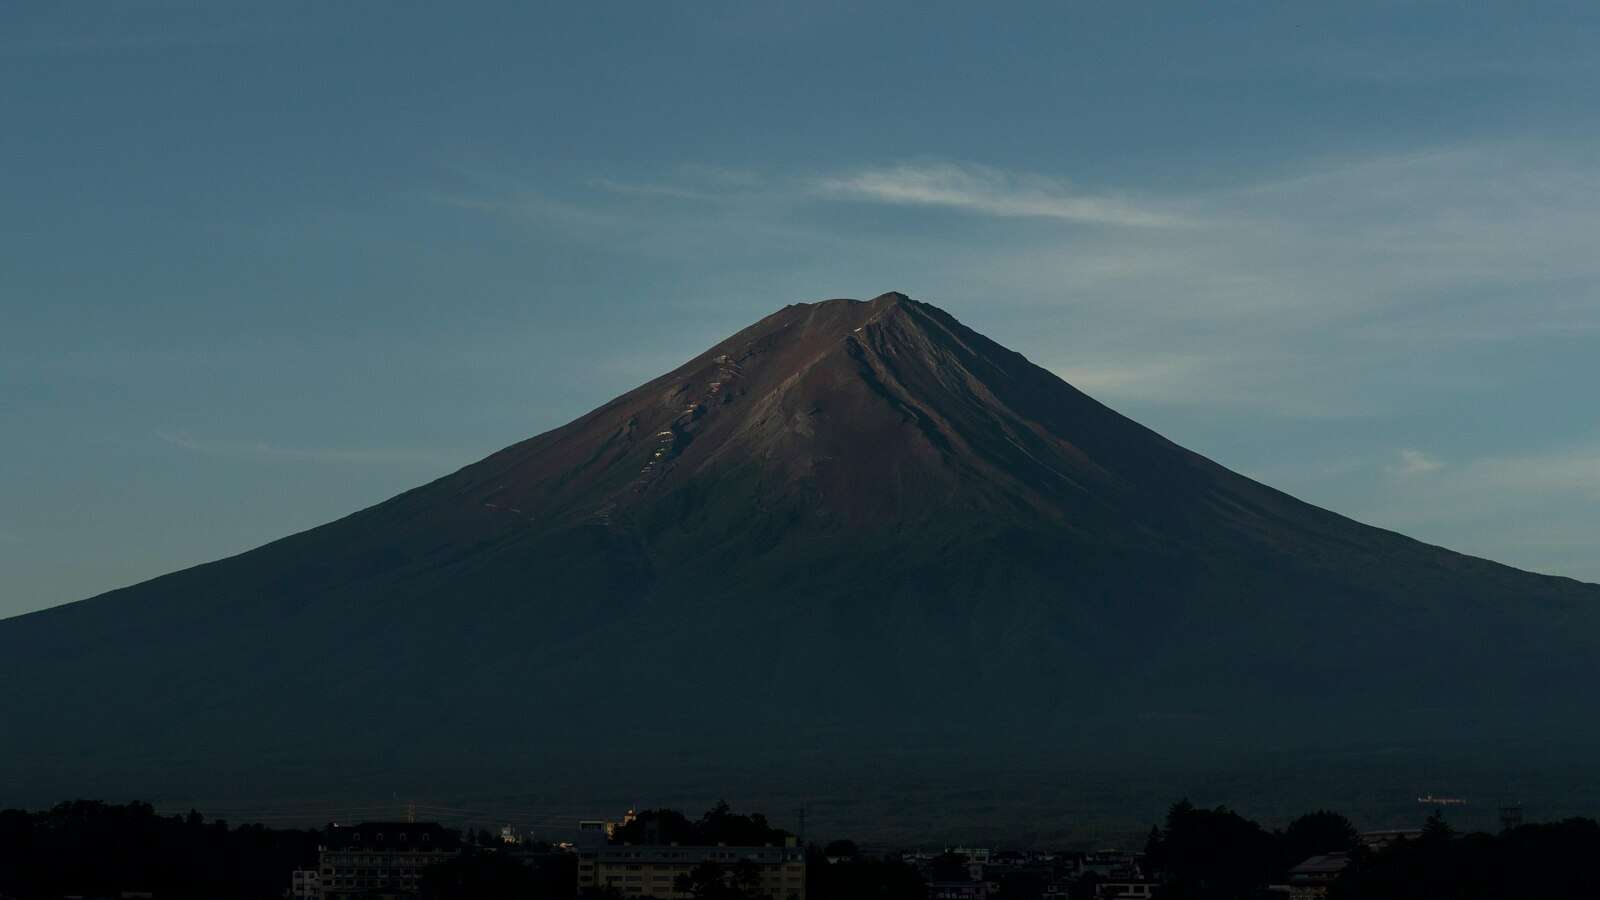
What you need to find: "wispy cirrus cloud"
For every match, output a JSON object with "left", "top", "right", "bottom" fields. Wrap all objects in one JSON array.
[
  {"left": 440, "top": 142, "right": 1600, "bottom": 414},
  {"left": 1454, "top": 446, "right": 1600, "bottom": 502},
  {"left": 1390, "top": 449, "right": 1444, "bottom": 477},
  {"left": 1356, "top": 441, "right": 1600, "bottom": 581},
  {"left": 818, "top": 161, "right": 1187, "bottom": 227}
]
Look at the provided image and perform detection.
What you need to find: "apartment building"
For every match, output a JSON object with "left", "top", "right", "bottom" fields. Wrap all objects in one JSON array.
[
  {"left": 317, "top": 822, "right": 457, "bottom": 900},
  {"left": 576, "top": 842, "right": 805, "bottom": 900}
]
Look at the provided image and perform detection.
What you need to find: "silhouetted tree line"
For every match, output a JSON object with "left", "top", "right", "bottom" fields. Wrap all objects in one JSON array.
[
  {"left": 1145, "top": 799, "right": 1352, "bottom": 898},
  {"left": 610, "top": 801, "right": 792, "bottom": 846},
  {"left": 12, "top": 798, "right": 1600, "bottom": 900},
  {"left": 0, "top": 800, "right": 319, "bottom": 900},
  {"left": 0, "top": 801, "right": 576, "bottom": 900},
  {"left": 1331, "top": 813, "right": 1600, "bottom": 899},
  {"left": 1145, "top": 799, "right": 1600, "bottom": 900}
]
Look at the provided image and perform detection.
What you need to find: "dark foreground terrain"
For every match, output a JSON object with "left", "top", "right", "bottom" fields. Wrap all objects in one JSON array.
[{"left": 5, "top": 799, "right": 1600, "bottom": 900}]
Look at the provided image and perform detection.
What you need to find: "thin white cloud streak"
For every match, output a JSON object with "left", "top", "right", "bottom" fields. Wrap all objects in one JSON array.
[
  {"left": 1045, "top": 354, "right": 1347, "bottom": 418},
  {"left": 1355, "top": 442, "right": 1600, "bottom": 581},
  {"left": 441, "top": 141, "right": 1600, "bottom": 416},
  {"left": 939, "top": 143, "right": 1600, "bottom": 420},
  {"left": 433, "top": 165, "right": 884, "bottom": 268},
  {"left": 1390, "top": 449, "right": 1444, "bottom": 477},
  {"left": 1248, "top": 445, "right": 1600, "bottom": 506},
  {"left": 1236, "top": 443, "right": 1600, "bottom": 583},
  {"left": 156, "top": 432, "right": 464, "bottom": 468},
  {"left": 437, "top": 142, "right": 1600, "bottom": 580},
  {"left": 1344, "top": 443, "right": 1600, "bottom": 524},
  {"left": 1054, "top": 359, "right": 1205, "bottom": 394},
  {"left": 819, "top": 162, "right": 1187, "bottom": 227},
  {"left": 1452, "top": 448, "right": 1600, "bottom": 502}
]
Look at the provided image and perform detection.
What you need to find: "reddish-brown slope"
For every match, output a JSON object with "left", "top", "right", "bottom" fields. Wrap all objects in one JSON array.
[{"left": 1, "top": 292, "right": 1597, "bottom": 809}]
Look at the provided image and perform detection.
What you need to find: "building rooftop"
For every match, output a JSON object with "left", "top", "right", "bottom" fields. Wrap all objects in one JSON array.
[
  {"left": 322, "top": 821, "right": 456, "bottom": 851},
  {"left": 1288, "top": 852, "right": 1351, "bottom": 881},
  {"left": 580, "top": 844, "right": 803, "bottom": 864}
]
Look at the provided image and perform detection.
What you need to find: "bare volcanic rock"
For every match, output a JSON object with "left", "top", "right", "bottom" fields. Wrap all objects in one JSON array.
[{"left": 3, "top": 292, "right": 1597, "bottom": 809}]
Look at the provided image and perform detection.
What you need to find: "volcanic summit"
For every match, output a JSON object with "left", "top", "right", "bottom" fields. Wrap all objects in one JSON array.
[{"left": 3, "top": 292, "right": 1597, "bottom": 817}]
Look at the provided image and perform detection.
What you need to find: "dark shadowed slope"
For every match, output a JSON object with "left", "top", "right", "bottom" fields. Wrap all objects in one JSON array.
[{"left": 3, "top": 292, "right": 1598, "bottom": 809}]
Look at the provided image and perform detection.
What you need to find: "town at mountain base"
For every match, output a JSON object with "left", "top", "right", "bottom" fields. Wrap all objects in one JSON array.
[
  {"left": 6, "top": 798, "right": 1600, "bottom": 900},
  {"left": 3, "top": 292, "right": 1598, "bottom": 828}
]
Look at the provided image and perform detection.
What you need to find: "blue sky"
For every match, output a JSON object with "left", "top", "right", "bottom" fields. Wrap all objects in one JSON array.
[{"left": 4, "top": 1, "right": 1599, "bottom": 617}]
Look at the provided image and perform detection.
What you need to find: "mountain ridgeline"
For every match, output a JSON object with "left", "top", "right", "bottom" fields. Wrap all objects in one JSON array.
[{"left": 3, "top": 293, "right": 1597, "bottom": 813}]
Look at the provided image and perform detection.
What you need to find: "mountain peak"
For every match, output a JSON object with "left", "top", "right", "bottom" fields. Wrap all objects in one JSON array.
[
  {"left": 779, "top": 291, "right": 914, "bottom": 320},
  {"left": 3, "top": 291, "right": 1598, "bottom": 820}
]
